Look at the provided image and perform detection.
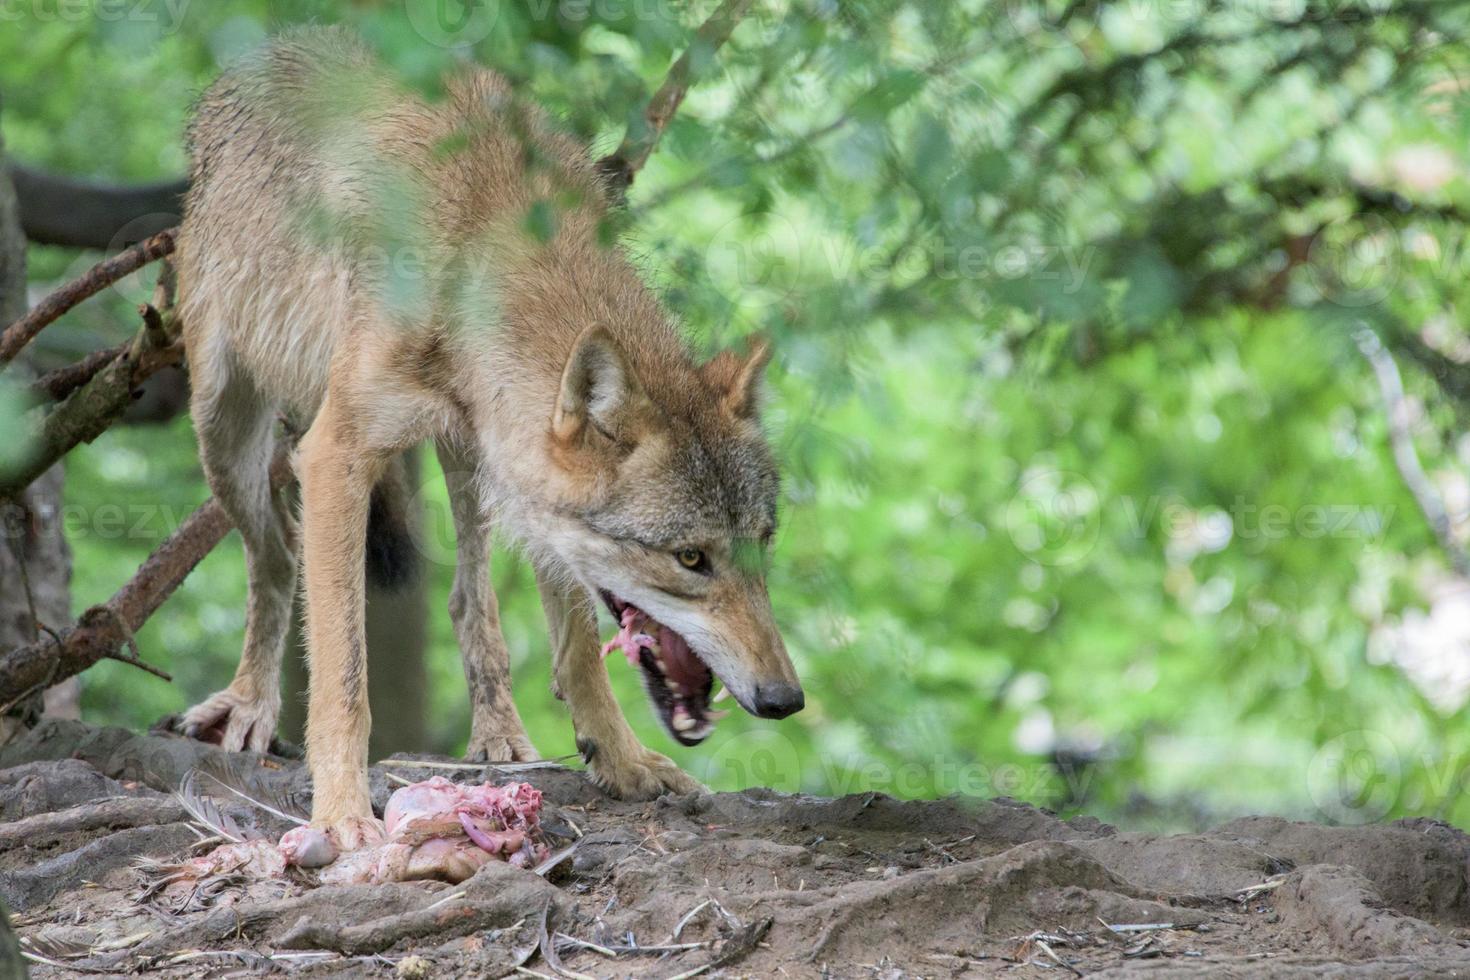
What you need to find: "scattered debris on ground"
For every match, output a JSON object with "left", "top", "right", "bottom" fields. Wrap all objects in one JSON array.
[{"left": 3, "top": 719, "right": 1468, "bottom": 977}]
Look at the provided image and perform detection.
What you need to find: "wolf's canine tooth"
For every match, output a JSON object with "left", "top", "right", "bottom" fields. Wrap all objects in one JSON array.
[{"left": 712, "top": 687, "right": 732, "bottom": 703}]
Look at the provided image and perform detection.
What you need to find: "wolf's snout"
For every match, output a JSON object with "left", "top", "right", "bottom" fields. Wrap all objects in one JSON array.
[{"left": 753, "top": 681, "right": 804, "bottom": 719}]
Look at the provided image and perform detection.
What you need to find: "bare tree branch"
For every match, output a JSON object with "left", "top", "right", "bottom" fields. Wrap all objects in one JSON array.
[
  {"left": 29, "top": 342, "right": 128, "bottom": 402},
  {"left": 0, "top": 277, "right": 182, "bottom": 502},
  {"left": 1355, "top": 325, "right": 1470, "bottom": 578},
  {"left": 0, "top": 449, "right": 294, "bottom": 707},
  {"left": 595, "top": 0, "right": 754, "bottom": 198},
  {"left": 0, "top": 226, "right": 176, "bottom": 369},
  {"left": 7, "top": 163, "right": 186, "bottom": 249}
]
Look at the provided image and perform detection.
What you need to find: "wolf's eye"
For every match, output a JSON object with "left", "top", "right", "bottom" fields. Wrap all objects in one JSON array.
[{"left": 675, "top": 547, "right": 709, "bottom": 573}]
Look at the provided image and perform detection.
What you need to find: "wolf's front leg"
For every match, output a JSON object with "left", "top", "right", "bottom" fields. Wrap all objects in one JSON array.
[
  {"left": 298, "top": 397, "right": 385, "bottom": 849},
  {"left": 435, "top": 440, "right": 537, "bottom": 762},
  {"left": 536, "top": 568, "right": 704, "bottom": 799}
]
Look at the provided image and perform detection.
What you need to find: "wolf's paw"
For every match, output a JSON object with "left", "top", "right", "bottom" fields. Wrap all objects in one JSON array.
[
  {"left": 315, "top": 814, "right": 385, "bottom": 853},
  {"left": 179, "top": 686, "right": 280, "bottom": 753},
  {"left": 587, "top": 743, "right": 706, "bottom": 800},
  {"left": 465, "top": 729, "right": 540, "bottom": 763}
]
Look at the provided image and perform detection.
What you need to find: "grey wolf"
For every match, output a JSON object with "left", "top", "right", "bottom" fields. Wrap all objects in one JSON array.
[{"left": 173, "top": 27, "right": 803, "bottom": 845}]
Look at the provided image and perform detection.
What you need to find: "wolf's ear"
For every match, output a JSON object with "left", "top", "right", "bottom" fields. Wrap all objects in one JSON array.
[
  {"left": 554, "top": 325, "right": 640, "bottom": 443},
  {"left": 703, "top": 335, "right": 772, "bottom": 420}
]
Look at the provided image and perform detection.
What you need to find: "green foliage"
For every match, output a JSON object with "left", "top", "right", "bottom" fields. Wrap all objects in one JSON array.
[{"left": 7, "top": 0, "right": 1470, "bottom": 830}]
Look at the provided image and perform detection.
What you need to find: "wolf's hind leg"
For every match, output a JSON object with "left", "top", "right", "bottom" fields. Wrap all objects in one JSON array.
[
  {"left": 180, "top": 361, "right": 296, "bottom": 753},
  {"left": 535, "top": 567, "right": 703, "bottom": 800},
  {"left": 434, "top": 438, "right": 538, "bottom": 762}
]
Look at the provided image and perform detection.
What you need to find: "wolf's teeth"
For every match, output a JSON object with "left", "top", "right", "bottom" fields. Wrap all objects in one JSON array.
[
  {"left": 671, "top": 711, "right": 698, "bottom": 733},
  {"left": 688, "top": 722, "right": 714, "bottom": 739},
  {"left": 707, "top": 710, "right": 730, "bottom": 721},
  {"left": 712, "top": 687, "right": 732, "bottom": 703}
]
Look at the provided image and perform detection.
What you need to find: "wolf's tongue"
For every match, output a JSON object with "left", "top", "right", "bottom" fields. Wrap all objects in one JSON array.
[{"left": 656, "top": 625, "right": 709, "bottom": 691}]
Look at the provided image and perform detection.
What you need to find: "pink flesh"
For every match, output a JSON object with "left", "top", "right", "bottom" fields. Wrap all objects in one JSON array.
[
  {"left": 601, "top": 604, "right": 713, "bottom": 692},
  {"left": 278, "top": 826, "right": 337, "bottom": 868},
  {"left": 600, "top": 605, "right": 656, "bottom": 666},
  {"left": 271, "top": 776, "right": 548, "bottom": 882}
]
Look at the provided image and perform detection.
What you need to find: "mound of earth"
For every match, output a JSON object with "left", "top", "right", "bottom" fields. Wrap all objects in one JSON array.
[{"left": 2, "top": 719, "right": 1469, "bottom": 977}]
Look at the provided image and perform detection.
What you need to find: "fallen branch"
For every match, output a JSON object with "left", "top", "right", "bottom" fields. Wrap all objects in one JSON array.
[
  {"left": 0, "top": 226, "right": 176, "bottom": 369},
  {"left": 0, "top": 448, "right": 294, "bottom": 708},
  {"left": 595, "top": 0, "right": 754, "bottom": 198}
]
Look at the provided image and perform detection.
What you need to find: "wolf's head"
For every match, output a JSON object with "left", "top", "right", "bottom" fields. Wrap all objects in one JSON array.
[{"left": 543, "top": 324, "right": 803, "bottom": 746}]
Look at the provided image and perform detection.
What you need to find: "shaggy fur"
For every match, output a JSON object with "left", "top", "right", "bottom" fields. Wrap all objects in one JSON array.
[{"left": 174, "top": 27, "right": 801, "bottom": 839}]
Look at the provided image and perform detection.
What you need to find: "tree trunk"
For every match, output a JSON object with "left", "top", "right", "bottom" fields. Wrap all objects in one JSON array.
[
  {"left": 0, "top": 93, "right": 38, "bottom": 980},
  {"left": 0, "top": 101, "right": 75, "bottom": 746}
]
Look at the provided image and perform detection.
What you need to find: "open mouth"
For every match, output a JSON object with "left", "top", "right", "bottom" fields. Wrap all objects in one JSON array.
[{"left": 599, "top": 590, "right": 727, "bottom": 746}]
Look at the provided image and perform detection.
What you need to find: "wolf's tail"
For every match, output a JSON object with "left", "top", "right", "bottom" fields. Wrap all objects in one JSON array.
[{"left": 365, "top": 452, "right": 419, "bottom": 590}]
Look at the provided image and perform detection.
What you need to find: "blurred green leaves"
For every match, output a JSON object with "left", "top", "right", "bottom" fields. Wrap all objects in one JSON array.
[{"left": 6, "top": 0, "right": 1470, "bottom": 831}]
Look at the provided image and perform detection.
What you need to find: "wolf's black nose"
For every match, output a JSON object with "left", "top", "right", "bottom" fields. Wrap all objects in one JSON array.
[{"left": 753, "top": 682, "right": 804, "bottom": 718}]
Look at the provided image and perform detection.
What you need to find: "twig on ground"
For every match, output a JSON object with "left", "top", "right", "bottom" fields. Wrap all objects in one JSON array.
[
  {"left": 1035, "top": 938, "right": 1083, "bottom": 976},
  {"left": 667, "top": 915, "right": 772, "bottom": 980},
  {"left": 536, "top": 901, "right": 594, "bottom": 980},
  {"left": 553, "top": 932, "right": 617, "bottom": 957},
  {"left": 1101, "top": 922, "right": 1178, "bottom": 934},
  {"left": 1234, "top": 874, "right": 1288, "bottom": 903},
  {"left": 534, "top": 841, "right": 580, "bottom": 877},
  {"left": 670, "top": 898, "right": 715, "bottom": 942},
  {"left": 423, "top": 890, "right": 467, "bottom": 912}
]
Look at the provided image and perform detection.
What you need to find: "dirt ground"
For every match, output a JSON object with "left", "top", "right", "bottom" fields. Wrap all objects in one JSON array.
[{"left": 1, "top": 719, "right": 1468, "bottom": 978}]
